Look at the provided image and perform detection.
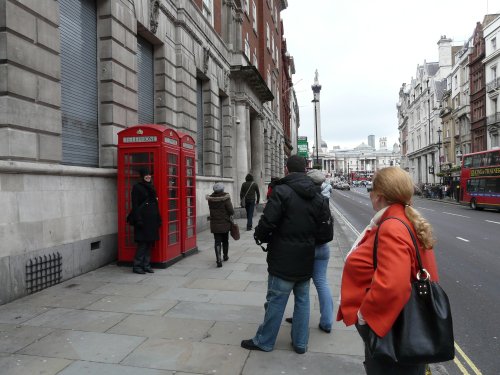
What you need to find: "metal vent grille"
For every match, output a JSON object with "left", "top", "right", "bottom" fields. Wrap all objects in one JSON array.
[{"left": 26, "top": 253, "right": 62, "bottom": 294}]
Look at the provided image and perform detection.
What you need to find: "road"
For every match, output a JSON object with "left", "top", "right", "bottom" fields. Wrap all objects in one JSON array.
[{"left": 331, "top": 187, "right": 500, "bottom": 375}]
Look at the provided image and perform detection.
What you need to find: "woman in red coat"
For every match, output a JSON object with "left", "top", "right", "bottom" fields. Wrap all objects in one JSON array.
[{"left": 337, "top": 167, "right": 439, "bottom": 375}]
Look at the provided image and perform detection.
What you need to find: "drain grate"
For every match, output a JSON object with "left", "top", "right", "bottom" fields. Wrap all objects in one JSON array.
[{"left": 26, "top": 252, "right": 62, "bottom": 294}]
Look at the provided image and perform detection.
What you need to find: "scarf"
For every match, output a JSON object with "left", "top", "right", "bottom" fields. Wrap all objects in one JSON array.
[{"left": 345, "top": 206, "right": 389, "bottom": 259}]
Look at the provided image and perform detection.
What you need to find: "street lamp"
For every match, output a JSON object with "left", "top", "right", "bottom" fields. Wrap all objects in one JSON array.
[
  {"left": 437, "top": 127, "right": 442, "bottom": 183},
  {"left": 312, "top": 97, "right": 319, "bottom": 167}
]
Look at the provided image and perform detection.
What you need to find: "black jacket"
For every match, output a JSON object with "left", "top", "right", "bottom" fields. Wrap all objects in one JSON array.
[
  {"left": 206, "top": 192, "right": 234, "bottom": 233},
  {"left": 254, "top": 172, "right": 324, "bottom": 281},
  {"left": 240, "top": 181, "right": 260, "bottom": 203},
  {"left": 131, "top": 181, "right": 162, "bottom": 242}
]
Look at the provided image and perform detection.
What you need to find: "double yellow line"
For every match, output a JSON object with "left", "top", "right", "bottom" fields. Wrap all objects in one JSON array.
[{"left": 453, "top": 342, "right": 483, "bottom": 375}]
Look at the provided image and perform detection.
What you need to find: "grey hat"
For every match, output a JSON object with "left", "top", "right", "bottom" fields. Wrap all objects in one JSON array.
[
  {"left": 213, "top": 182, "right": 224, "bottom": 192},
  {"left": 307, "top": 169, "right": 326, "bottom": 185}
]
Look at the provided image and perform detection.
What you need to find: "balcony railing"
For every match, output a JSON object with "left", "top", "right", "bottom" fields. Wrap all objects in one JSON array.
[
  {"left": 486, "top": 77, "right": 500, "bottom": 92},
  {"left": 487, "top": 112, "right": 500, "bottom": 125}
]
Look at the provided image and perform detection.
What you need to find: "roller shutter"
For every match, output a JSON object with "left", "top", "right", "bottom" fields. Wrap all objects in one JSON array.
[
  {"left": 60, "top": 0, "right": 98, "bottom": 166},
  {"left": 137, "top": 36, "right": 154, "bottom": 124}
]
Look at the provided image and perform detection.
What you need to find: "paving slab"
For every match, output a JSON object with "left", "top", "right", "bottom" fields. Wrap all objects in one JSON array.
[
  {"left": 183, "top": 278, "right": 249, "bottom": 291},
  {"left": 57, "top": 360, "right": 178, "bottom": 375},
  {"left": 108, "top": 315, "right": 214, "bottom": 340},
  {"left": 18, "top": 329, "right": 145, "bottom": 363},
  {"left": 0, "top": 324, "right": 53, "bottom": 353},
  {"left": 121, "top": 338, "right": 249, "bottom": 374},
  {"left": 184, "top": 267, "right": 233, "bottom": 279},
  {"left": 308, "top": 327, "right": 364, "bottom": 356},
  {"left": 0, "top": 353, "right": 72, "bottom": 375},
  {"left": 85, "top": 295, "right": 177, "bottom": 316},
  {"left": 209, "top": 290, "right": 265, "bottom": 306},
  {"left": 0, "top": 301, "right": 50, "bottom": 324},
  {"left": 165, "top": 301, "right": 264, "bottom": 323},
  {"left": 148, "top": 287, "right": 216, "bottom": 302},
  {"left": 90, "top": 282, "right": 161, "bottom": 298},
  {"left": 18, "top": 290, "right": 103, "bottom": 309},
  {"left": 226, "top": 270, "right": 267, "bottom": 282},
  {"left": 241, "top": 350, "right": 365, "bottom": 375},
  {"left": 22, "top": 307, "right": 126, "bottom": 332}
]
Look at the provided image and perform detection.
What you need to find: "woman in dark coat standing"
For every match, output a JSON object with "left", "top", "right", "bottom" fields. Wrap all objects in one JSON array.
[
  {"left": 206, "top": 182, "right": 234, "bottom": 267},
  {"left": 131, "top": 167, "right": 162, "bottom": 274}
]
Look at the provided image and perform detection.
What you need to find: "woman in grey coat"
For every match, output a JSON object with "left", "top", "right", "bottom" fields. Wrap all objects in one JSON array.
[{"left": 206, "top": 182, "right": 235, "bottom": 267}]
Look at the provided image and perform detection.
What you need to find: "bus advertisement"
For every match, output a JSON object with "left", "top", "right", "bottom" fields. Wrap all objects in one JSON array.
[{"left": 460, "top": 149, "right": 500, "bottom": 210}]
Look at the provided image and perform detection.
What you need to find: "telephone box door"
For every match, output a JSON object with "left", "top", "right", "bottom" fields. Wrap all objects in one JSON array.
[
  {"left": 162, "top": 129, "right": 182, "bottom": 260},
  {"left": 179, "top": 133, "right": 197, "bottom": 254}
]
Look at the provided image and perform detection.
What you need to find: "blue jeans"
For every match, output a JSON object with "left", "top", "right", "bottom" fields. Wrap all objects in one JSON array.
[
  {"left": 253, "top": 274, "right": 310, "bottom": 351},
  {"left": 245, "top": 199, "right": 256, "bottom": 229},
  {"left": 312, "top": 243, "right": 333, "bottom": 330}
]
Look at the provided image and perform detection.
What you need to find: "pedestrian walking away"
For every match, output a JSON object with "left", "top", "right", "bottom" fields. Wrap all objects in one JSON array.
[
  {"left": 285, "top": 169, "right": 334, "bottom": 333},
  {"left": 241, "top": 155, "right": 324, "bottom": 355},
  {"left": 206, "top": 182, "right": 235, "bottom": 267},
  {"left": 240, "top": 173, "right": 260, "bottom": 231},
  {"left": 337, "top": 166, "right": 440, "bottom": 375},
  {"left": 130, "top": 167, "right": 162, "bottom": 274}
]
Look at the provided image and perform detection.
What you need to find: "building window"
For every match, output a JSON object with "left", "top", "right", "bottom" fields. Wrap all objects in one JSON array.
[
  {"left": 137, "top": 36, "right": 154, "bottom": 124},
  {"left": 492, "top": 37, "right": 497, "bottom": 51},
  {"left": 202, "top": 0, "right": 214, "bottom": 25},
  {"left": 267, "top": 66, "right": 271, "bottom": 88},
  {"left": 196, "top": 79, "right": 204, "bottom": 175},
  {"left": 271, "top": 35, "right": 275, "bottom": 59},
  {"left": 266, "top": 23, "right": 270, "bottom": 49},
  {"left": 492, "top": 65, "right": 497, "bottom": 81},
  {"left": 60, "top": 0, "right": 98, "bottom": 167},
  {"left": 252, "top": 0, "right": 257, "bottom": 31},
  {"left": 244, "top": 0, "right": 249, "bottom": 14},
  {"left": 253, "top": 48, "right": 258, "bottom": 68},
  {"left": 244, "top": 33, "right": 250, "bottom": 57}
]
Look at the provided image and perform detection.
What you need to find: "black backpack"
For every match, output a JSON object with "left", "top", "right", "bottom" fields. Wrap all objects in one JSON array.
[{"left": 315, "top": 196, "right": 334, "bottom": 244}]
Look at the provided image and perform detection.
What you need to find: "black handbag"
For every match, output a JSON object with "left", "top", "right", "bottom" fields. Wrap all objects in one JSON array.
[{"left": 365, "top": 217, "right": 455, "bottom": 364}]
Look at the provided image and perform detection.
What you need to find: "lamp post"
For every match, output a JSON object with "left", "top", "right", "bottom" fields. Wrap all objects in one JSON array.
[
  {"left": 437, "top": 128, "right": 442, "bottom": 184},
  {"left": 312, "top": 98, "right": 319, "bottom": 167}
]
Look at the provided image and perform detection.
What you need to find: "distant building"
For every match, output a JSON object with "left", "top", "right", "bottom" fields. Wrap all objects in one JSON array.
[{"left": 314, "top": 137, "right": 400, "bottom": 178}]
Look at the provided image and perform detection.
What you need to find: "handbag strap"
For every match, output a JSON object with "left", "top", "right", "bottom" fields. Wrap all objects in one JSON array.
[
  {"left": 243, "top": 182, "right": 254, "bottom": 200},
  {"left": 373, "top": 217, "right": 426, "bottom": 278}
]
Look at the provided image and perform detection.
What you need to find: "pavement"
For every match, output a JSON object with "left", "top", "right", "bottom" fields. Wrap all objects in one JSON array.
[{"left": 0, "top": 209, "right": 449, "bottom": 375}]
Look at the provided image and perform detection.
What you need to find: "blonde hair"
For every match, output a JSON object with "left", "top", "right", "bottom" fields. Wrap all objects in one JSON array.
[{"left": 372, "top": 167, "right": 435, "bottom": 249}]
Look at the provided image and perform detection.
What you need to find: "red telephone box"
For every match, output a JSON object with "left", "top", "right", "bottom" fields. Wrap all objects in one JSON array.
[
  {"left": 178, "top": 132, "right": 197, "bottom": 254},
  {"left": 117, "top": 124, "right": 183, "bottom": 267}
]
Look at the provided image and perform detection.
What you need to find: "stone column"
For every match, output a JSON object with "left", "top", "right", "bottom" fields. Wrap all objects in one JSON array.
[
  {"left": 251, "top": 115, "right": 264, "bottom": 195},
  {"left": 235, "top": 102, "right": 249, "bottom": 189}
]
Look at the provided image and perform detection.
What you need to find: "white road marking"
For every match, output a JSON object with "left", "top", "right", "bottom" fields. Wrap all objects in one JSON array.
[
  {"left": 456, "top": 237, "right": 470, "bottom": 242},
  {"left": 415, "top": 206, "right": 435, "bottom": 211},
  {"left": 485, "top": 220, "right": 500, "bottom": 225},
  {"left": 443, "top": 212, "right": 470, "bottom": 218}
]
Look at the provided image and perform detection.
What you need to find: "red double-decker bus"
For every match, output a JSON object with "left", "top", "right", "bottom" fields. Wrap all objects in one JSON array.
[{"left": 460, "top": 149, "right": 500, "bottom": 210}]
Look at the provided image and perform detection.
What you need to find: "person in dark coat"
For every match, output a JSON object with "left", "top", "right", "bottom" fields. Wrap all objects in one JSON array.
[
  {"left": 240, "top": 173, "right": 260, "bottom": 231},
  {"left": 206, "top": 182, "right": 235, "bottom": 267},
  {"left": 241, "top": 155, "right": 324, "bottom": 354},
  {"left": 131, "top": 167, "right": 162, "bottom": 274}
]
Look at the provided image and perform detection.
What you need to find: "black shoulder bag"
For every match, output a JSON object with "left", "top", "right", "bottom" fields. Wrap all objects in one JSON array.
[
  {"left": 126, "top": 199, "right": 148, "bottom": 226},
  {"left": 366, "top": 217, "right": 455, "bottom": 364}
]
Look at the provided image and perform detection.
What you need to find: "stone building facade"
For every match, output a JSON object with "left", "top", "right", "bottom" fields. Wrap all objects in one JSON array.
[{"left": 0, "top": 0, "right": 294, "bottom": 305}]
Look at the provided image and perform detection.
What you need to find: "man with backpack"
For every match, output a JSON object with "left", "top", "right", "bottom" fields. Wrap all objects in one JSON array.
[{"left": 241, "top": 155, "right": 326, "bottom": 354}]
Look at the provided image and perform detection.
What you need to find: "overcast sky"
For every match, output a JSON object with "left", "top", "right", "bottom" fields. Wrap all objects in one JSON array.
[{"left": 281, "top": 0, "right": 500, "bottom": 151}]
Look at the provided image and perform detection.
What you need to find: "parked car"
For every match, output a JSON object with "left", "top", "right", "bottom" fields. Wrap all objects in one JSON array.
[{"left": 339, "top": 182, "right": 350, "bottom": 191}]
